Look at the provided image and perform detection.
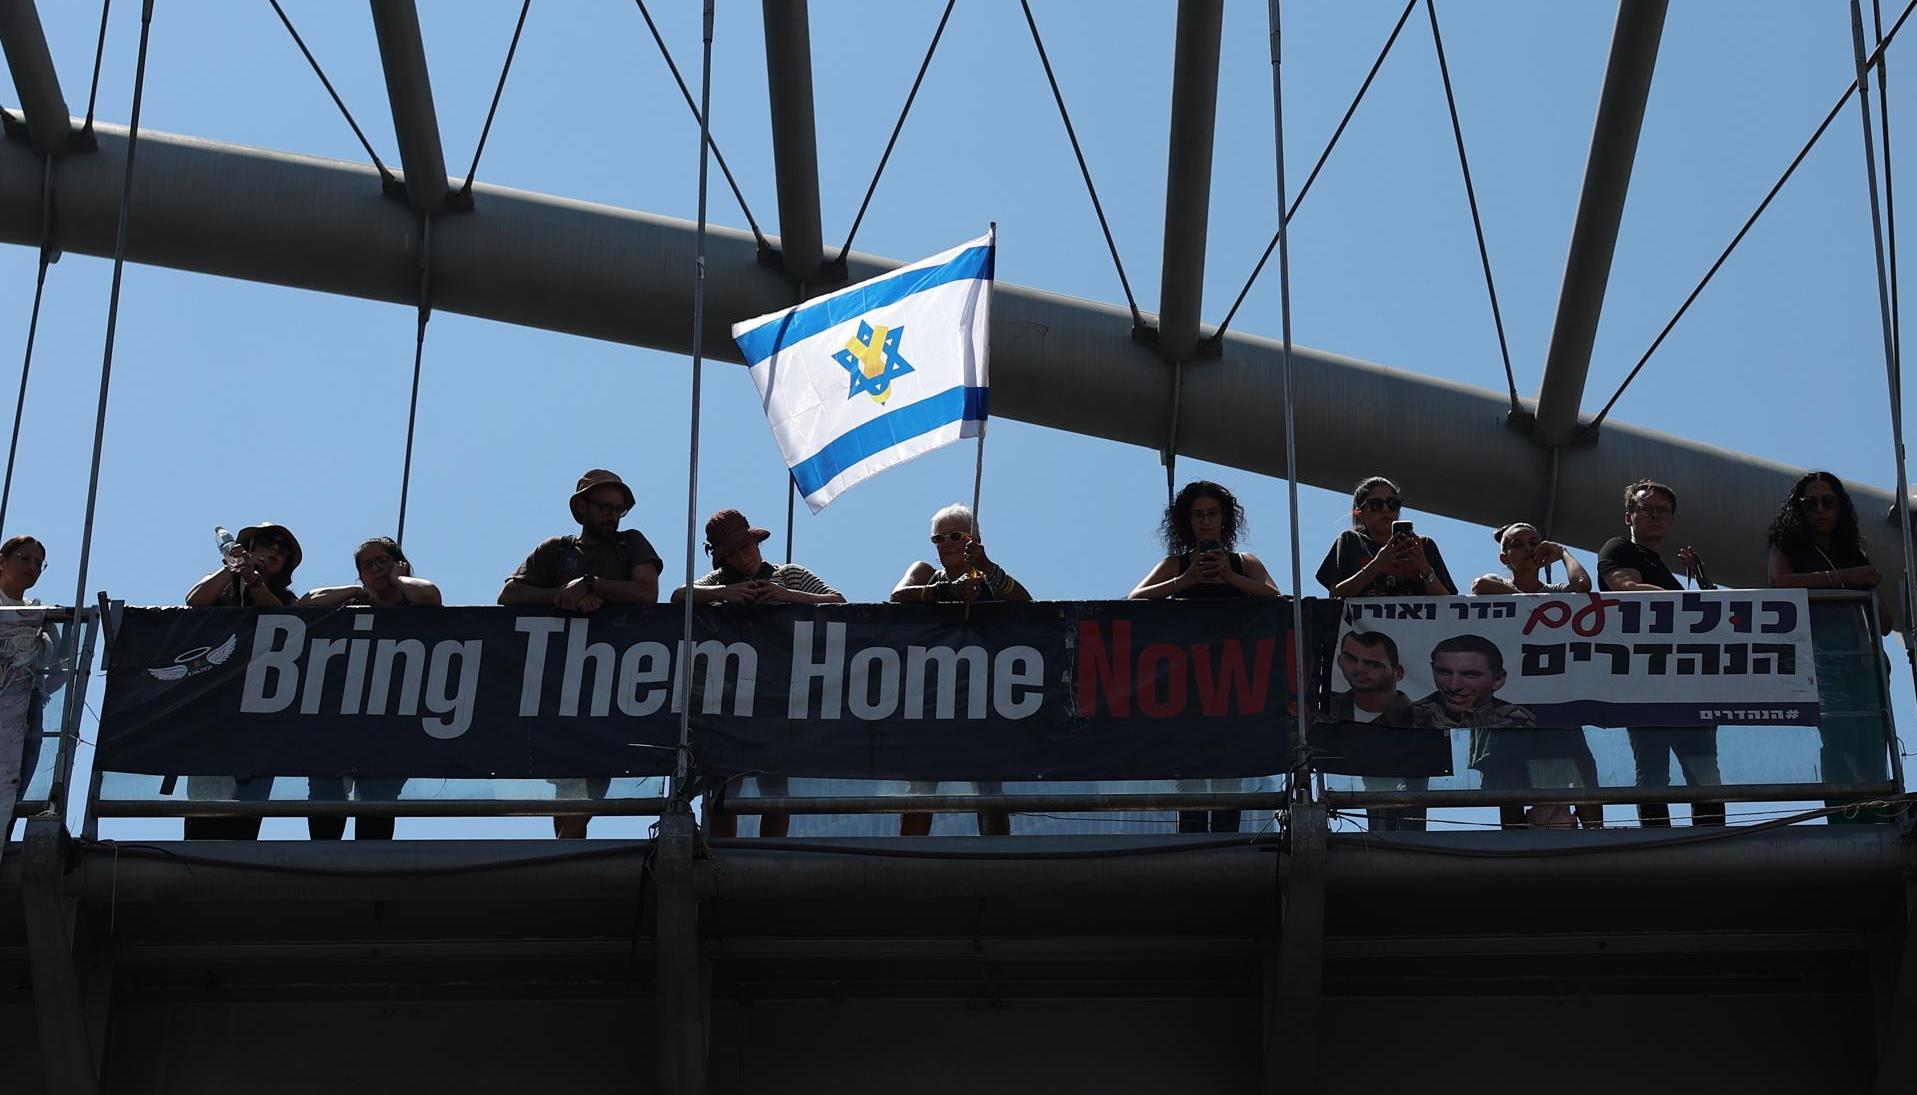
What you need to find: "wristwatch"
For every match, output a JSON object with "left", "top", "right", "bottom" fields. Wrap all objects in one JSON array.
[{"left": 582, "top": 575, "right": 598, "bottom": 595}]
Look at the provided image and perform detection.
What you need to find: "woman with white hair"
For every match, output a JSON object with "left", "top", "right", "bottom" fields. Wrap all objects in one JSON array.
[
  {"left": 890, "top": 503, "right": 1030, "bottom": 836},
  {"left": 891, "top": 503, "right": 1031, "bottom": 606}
]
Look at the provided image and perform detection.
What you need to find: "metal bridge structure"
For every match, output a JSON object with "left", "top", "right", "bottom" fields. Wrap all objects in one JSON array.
[{"left": 0, "top": 1, "right": 1912, "bottom": 1093}]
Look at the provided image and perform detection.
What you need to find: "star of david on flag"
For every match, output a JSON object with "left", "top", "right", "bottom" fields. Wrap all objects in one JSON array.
[{"left": 731, "top": 228, "right": 993, "bottom": 513}]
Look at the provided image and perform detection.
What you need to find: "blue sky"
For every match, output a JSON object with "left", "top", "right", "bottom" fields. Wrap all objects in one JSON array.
[{"left": 2, "top": 1, "right": 1910, "bottom": 835}]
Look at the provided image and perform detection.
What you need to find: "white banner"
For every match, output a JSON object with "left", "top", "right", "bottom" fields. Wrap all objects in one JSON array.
[{"left": 1333, "top": 590, "right": 1820, "bottom": 728}]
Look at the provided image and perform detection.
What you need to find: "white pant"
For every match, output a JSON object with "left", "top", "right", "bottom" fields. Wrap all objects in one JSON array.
[{"left": 0, "top": 672, "right": 40, "bottom": 871}]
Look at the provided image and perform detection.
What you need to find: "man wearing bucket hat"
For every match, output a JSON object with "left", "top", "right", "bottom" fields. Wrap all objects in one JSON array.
[
  {"left": 186, "top": 522, "right": 302, "bottom": 608},
  {"left": 500, "top": 469, "right": 663, "bottom": 838},
  {"left": 674, "top": 508, "right": 844, "bottom": 839},
  {"left": 182, "top": 520, "right": 304, "bottom": 840},
  {"left": 672, "top": 509, "right": 844, "bottom": 608},
  {"left": 501, "top": 469, "right": 663, "bottom": 614}
]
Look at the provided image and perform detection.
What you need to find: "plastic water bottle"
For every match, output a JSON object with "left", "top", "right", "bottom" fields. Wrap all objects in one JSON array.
[{"left": 215, "top": 526, "right": 244, "bottom": 572}]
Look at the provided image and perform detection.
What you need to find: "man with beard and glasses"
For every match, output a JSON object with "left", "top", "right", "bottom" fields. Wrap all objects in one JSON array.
[{"left": 501, "top": 470, "right": 664, "bottom": 839}]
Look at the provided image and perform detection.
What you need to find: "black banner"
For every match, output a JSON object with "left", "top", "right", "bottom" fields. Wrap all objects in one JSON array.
[{"left": 100, "top": 601, "right": 1297, "bottom": 781}]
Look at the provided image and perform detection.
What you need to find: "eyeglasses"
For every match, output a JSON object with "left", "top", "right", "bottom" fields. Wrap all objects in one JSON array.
[
  {"left": 1359, "top": 497, "right": 1403, "bottom": 513},
  {"left": 355, "top": 554, "right": 397, "bottom": 574},
  {"left": 2, "top": 554, "right": 46, "bottom": 573},
  {"left": 930, "top": 531, "right": 971, "bottom": 545},
  {"left": 247, "top": 539, "right": 287, "bottom": 556},
  {"left": 583, "top": 500, "right": 630, "bottom": 518},
  {"left": 1799, "top": 495, "right": 1841, "bottom": 512}
]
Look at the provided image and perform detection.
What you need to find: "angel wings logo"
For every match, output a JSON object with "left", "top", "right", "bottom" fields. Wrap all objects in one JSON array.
[{"left": 147, "top": 633, "right": 239, "bottom": 682}]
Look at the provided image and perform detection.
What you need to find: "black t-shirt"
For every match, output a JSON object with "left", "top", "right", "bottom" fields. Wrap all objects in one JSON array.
[
  {"left": 511, "top": 529, "right": 663, "bottom": 588},
  {"left": 1597, "top": 537, "right": 1679, "bottom": 591},
  {"left": 1314, "top": 529, "right": 1456, "bottom": 597},
  {"left": 1778, "top": 537, "right": 1872, "bottom": 582}
]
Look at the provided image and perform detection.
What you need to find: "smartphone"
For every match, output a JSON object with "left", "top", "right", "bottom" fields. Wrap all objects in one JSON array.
[
  {"left": 1195, "top": 538, "right": 1223, "bottom": 555},
  {"left": 1391, "top": 520, "right": 1414, "bottom": 538}
]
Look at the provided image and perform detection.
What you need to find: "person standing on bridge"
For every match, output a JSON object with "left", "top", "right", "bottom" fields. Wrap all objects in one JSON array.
[
  {"left": 892, "top": 503, "right": 1029, "bottom": 837},
  {"left": 1316, "top": 477, "right": 1457, "bottom": 600},
  {"left": 183, "top": 522, "right": 303, "bottom": 840},
  {"left": 1766, "top": 471, "right": 1893, "bottom": 823},
  {"left": 675, "top": 507, "right": 845, "bottom": 839},
  {"left": 1469, "top": 522, "right": 1602, "bottom": 829},
  {"left": 1598, "top": 479, "right": 1723, "bottom": 828},
  {"left": 500, "top": 469, "right": 663, "bottom": 839},
  {"left": 0, "top": 536, "right": 51, "bottom": 871},
  {"left": 1131, "top": 480, "right": 1279, "bottom": 834},
  {"left": 300, "top": 537, "right": 442, "bottom": 840}
]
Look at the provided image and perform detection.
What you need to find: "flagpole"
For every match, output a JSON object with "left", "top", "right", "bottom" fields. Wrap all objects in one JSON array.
[
  {"left": 971, "top": 223, "right": 995, "bottom": 529},
  {"left": 673, "top": 0, "right": 716, "bottom": 808}
]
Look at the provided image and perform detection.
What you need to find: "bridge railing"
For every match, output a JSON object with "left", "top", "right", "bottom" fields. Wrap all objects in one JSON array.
[{"left": 68, "top": 591, "right": 1899, "bottom": 834}]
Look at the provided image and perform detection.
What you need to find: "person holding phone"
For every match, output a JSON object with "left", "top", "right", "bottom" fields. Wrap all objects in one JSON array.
[
  {"left": 1130, "top": 480, "right": 1281, "bottom": 600},
  {"left": 1130, "top": 481, "right": 1280, "bottom": 834},
  {"left": 1315, "top": 477, "right": 1457, "bottom": 599}
]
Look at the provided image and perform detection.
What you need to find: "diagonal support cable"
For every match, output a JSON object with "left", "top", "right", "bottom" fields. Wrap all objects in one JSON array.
[
  {"left": 1018, "top": 0, "right": 1142, "bottom": 328},
  {"left": 1, "top": 157, "right": 53, "bottom": 535},
  {"left": 1875, "top": 0, "right": 1904, "bottom": 407},
  {"left": 396, "top": 214, "right": 432, "bottom": 547},
  {"left": 633, "top": 0, "right": 767, "bottom": 249},
  {"left": 458, "top": 0, "right": 532, "bottom": 197},
  {"left": 1587, "top": 0, "right": 1917, "bottom": 432},
  {"left": 61, "top": 0, "right": 156, "bottom": 815},
  {"left": 266, "top": 0, "right": 397, "bottom": 185},
  {"left": 1425, "top": 0, "right": 1519, "bottom": 414},
  {"left": 83, "top": 0, "right": 111, "bottom": 132},
  {"left": 1211, "top": 0, "right": 1418, "bottom": 345},
  {"left": 834, "top": 0, "right": 956, "bottom": 267}
]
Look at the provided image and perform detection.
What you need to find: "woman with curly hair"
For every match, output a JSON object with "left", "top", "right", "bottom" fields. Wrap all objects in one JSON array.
[
  {"left": 1766, "top": 471, "right": 1887, "bottom": 610},
  {"left": 1130, "top": 481, "right": 1278, "bottom": 834},
  {"left": 1767, "top": 471, "right": 1894, "bottom": 821},
  {"left": 1130, "top": 480, "right": 1280, "bottom": 600}
]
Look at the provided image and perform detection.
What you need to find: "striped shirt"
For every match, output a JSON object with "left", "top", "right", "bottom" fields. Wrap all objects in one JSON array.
[{"left": 694, "top": 561, "right": 839, "bottom": 597}]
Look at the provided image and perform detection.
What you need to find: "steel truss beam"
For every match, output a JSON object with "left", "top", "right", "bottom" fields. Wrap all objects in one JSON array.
[
  {"left": 369, "top": 0, "right": 449, "bottom": 212},
  {"left": 1156, "top": 0, "right": 1224, "bottom": 362},
  {"left": 1531, "top": 0, "right": 1668, "bottom": 447},
  {"left": 0, "top": 121, "right": 1898, "bottom": 588},
  {"left": 0, "top": 0, "right": 73, "bottom": 156},
  {"left": 761, "top": 0, "right": 823, "bottom": 282}
]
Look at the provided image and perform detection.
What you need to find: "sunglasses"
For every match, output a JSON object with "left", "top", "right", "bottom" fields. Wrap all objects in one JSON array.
[
  {"left": 1359, "top": 497, "right": 1403, "bottom": 513},
  {"left": 583, "top": 500, "right": 631, "bottom": 518},
  {"left": 1799, "top": 495, "right": 1841, "bottom": 512},
  {"left": 930, "top": 531, "right": 971, "bottom": 545}
]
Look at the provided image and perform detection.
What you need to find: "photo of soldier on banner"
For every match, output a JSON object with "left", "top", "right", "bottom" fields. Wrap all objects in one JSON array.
[{"left": 1311, "top": 590, "right": 1822, "bottom": 797}]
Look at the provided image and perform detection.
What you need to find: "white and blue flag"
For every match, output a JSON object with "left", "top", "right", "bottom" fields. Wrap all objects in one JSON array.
[{"left": 730, "top": 229, "right": 993, "bottom": 513}]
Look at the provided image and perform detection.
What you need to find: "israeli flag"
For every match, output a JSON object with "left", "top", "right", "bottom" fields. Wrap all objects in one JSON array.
[{"left": 731, "top": 229, "right": 993, "bottom": 513}]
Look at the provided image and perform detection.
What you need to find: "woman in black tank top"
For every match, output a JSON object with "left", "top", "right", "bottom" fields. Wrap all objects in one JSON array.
[
  {"left": 1128, "top": 481, "right": 1280, "bottom": 835},
  {"left": 1129, "top": 480, "right": 1281, "bottom": 600}
]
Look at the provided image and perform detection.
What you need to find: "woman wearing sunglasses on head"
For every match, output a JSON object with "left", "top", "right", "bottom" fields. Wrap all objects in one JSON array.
[
  {"left": 1768, "top": 471, "right": 1894, "bottom": 822},
  {"left": 1316, "top": 477, "right": 1457, "bottom": 599}
]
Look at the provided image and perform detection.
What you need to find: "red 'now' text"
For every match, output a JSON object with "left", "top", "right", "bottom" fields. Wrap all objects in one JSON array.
[{"left": 1076, "top": 621, "right": 1279, "bottom": 717}]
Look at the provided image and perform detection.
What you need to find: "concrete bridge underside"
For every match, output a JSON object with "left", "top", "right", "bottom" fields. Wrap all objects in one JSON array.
[{"left": 0, "top": 824, "right": 1911, "bottom": 1094}]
